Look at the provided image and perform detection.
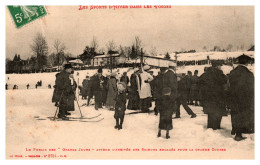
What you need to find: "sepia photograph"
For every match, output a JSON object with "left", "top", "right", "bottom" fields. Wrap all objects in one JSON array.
[{"left": 5, "top": 5, "right": 254, "bottom": 159}]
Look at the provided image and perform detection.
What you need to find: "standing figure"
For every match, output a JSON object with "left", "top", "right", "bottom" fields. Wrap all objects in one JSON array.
[
  {"left": 199, "top": 61, "right": 227, "bottom": 130},
  {"left": 106, "top": 72, "right": 118, "bottom": 110},
  {"left": 114, "top": 82, "right": 127, "bottom": 130},
  {"left": 127, "top": 68, "right": 140, "bottom": 110},
  {"left": 138, "top": 65, "right": 154, "bottom": 113},
  {"left": 162, "top": 63, "right": 178, "bottom": 115},
  {"left": 150, "top": 70, "right": 163, "bottom": 116},
  {"left": 120, "top": 72, "right": 129, "bottom": 86},
  {"left": 190, "top": 70, "right": 199, "bottom": 106},
  {"left": 91, "top": 68, "right": 105, "bottom": 110},
  {"left": 51, "top": 64, "right": 74, "bottom": 120},
  {"left": 66, "top": 72, "right": 77, "bottom": 115},
  {"left": 6, "top": 83, "right": 8, "bottom": 90},
  {"left": 185, "top": 71, "right": 192, "bottom": 104},
  {"left": 157, "top": 87, "right": 174, "bottom": 139},
  {"left": 198, "top": 67, "right": 209, "bottom": 110},
  {"left": 26, "top": 83, "right": 30, "bottom": 89},
  {"left": 175, "top": 74, "right": 196, "bottom": 118},
  {"left": 102, "top": 73, "right": 109, "bottom": 106},
  {"left": 228, "top": 55, "right": 254, "bottom": 141}
]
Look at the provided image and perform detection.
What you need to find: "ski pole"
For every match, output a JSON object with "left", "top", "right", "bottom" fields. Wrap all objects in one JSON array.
[{"left": 74, "top": 91, "right": 83, "bottom": 118}]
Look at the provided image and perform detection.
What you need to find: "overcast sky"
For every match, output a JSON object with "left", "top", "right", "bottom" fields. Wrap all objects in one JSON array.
[{"left": 6, "top": 6, "right": 254, "bottom": 59}]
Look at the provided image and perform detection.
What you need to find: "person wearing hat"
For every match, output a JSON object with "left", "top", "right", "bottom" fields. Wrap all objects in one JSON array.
[
  {"left": 228, "top": 54, "right": 254, "bottom": 141},
  {"left": 106, "top": 72, "right": 118, "bottom": 110},
  {"left": 138, "top": 65, "right": 154, "bottom": 113},
  {"left": 52, "top": 63, "right": 75, "bottom": 120},
  {"left": 91, "top": 67, "right": 105, "bottom": 110},
  {"left": 157, "top": 87, "right": 174, "bottom": 139},
  {"left": 162, "top": 63, "right": 178, "bottom": 115},
  {"left": 199, "top": 61, "right": 227, "bottom": 130},
  {"left": 127, "top": 68, "right": 141, "bottom": 110}
]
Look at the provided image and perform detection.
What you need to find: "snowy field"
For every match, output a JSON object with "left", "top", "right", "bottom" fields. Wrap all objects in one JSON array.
[{"left": 5, "top": 67, "right": 254, "bottom": 159}]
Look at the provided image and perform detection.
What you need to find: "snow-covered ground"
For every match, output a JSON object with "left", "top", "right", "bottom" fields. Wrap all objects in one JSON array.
[
  {"left": 6, "top": 89, "right": 254, "bottom": 159},
  {"left": 6, "top": 67, "right": 254, "bottom": 159}
]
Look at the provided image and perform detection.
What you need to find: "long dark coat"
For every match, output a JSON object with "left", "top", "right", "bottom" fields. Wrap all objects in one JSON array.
[
  {"left": 190, "top": 75, "right": 199, "bottom": 101},
  {"left": 162, "top": 69, "right": 178, "bottom": 101},
  {"left": 199, "top": 67, "right": 227, "bottom": 115},
  {"left": 91, "top": 74, "right": 105, "bottom": 108},
  {"left": 114, "top": 91, "right": 127, "bottom": 119},
  {"left": 158, "top": 95, "right": 174, "bottom": 130},
  {"left": 228, "top": 65, "right": 254, "bottom": 133},
  {"left": 106, "top": 77, "right": 117, "bottom": 107},
  {"left": 52, "top": 70, "right": 76, "bottom": 111},
  {"left": 127, "top": 73, "right": 140, "bottom": 110}
]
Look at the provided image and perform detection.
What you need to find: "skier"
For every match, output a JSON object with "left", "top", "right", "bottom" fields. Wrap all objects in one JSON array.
[
  {"left": 26, "top": 84, "right": 30, "bottom": 89},
  {"left": 52, "top": 64, "right": 74, "bottom": 120},
  {"left": 157, "top": 87, "right": 174, "bottom": 139},
  {"left": 228, "top": 55, "right": 254, "bottom": 141},
  {"left": 114, "top": 82, "right": 127, "bottom": 130},
  {"left": 6, "top": 83, "right": 8, "bottom": 90}
]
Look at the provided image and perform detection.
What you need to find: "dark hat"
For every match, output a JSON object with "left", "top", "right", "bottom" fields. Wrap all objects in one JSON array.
[
  {"left": 98, "top": 67, "right": 103, "bottom": 73},
  {"left": 64, "top": 64, "right": 73, "bottom": 69},
  {"left": 237, "top": 54, "right": 252, "bottom": 64},
  {"left": 162, "top": 87, "right": 171, "bottom": 95}
]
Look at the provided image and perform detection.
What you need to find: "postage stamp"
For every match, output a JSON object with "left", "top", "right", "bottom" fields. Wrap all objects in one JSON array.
[{"left": 7, "top": 6, "right": 47, "bottom": 28}]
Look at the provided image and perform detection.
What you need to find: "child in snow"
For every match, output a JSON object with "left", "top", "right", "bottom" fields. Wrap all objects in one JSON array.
[
  {"left": 157, "top": 87, "right": 174, "bottom": 139},
  {"left": 114, "top": 82, "right": 127, "bottom": 130}
]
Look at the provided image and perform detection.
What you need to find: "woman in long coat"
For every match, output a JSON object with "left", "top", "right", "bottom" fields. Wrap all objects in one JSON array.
[
  {"left": 157, "top": 87, "right": 173, "bottom": 139},
  {"left": 106, "top": 72, "right": 118, "bottom": 110},
  {"left": 199, "top": 63, "right": 227, "bottom": 130}
]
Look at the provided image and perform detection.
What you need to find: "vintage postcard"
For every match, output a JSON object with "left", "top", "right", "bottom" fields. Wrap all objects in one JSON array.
[{"left": 5, "top": 5, "right": 255, "bottom": 159}]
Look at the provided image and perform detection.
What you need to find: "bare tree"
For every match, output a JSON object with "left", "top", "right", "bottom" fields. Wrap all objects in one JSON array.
[
  {"left": 226, "top": 44, "right": 233, "bottom": 52},
  {"left": 53, "top": 39, "right": 66, "bottom": 70},
  {"left": 150, "top": 46, "right": 157, "bottom": 56},
  {"left": 106, "top": 40, "right": 117, "bottom": 52},
  {"left": 31, "top": 33, "right": 48, "bottom": 71},
  {"left": 90, "top": 36, "right": 99, "bottom": 52},
  {"left": 53, "top": 39, "right": 66, "bottom": 54}
]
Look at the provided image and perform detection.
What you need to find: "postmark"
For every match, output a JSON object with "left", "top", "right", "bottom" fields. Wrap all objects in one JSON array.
[{"left": 8, "top": 6, "right": 47, "bottom": 28}]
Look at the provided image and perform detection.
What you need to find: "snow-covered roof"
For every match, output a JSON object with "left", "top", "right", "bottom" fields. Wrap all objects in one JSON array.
[
  {"left": 69, "top": 59, "right": 83, "bottom": 64},
  {"left": 94, "top": 54, "right": 120, "bottom": 58},
  {"left": 176, "top": 51, "right": 254, "bottom": 61}
]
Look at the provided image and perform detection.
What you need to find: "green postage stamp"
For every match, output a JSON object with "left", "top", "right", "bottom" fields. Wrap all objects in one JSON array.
[{"left": 8, "top": 6, "right": 47, "bottom": 28}]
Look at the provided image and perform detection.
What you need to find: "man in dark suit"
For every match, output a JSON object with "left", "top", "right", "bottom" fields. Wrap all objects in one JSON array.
[
  {"left": 91, "top": 68, "right": 105, "bottom": 110},
  {"left": 228, "top": 55, "right": 254, "bottom": 141},
  {"left": 52, "top": 64, "right": 75, "bottom": 120},
  {"left": 199, "top": 61, "right": 227, "bottom": 130}
]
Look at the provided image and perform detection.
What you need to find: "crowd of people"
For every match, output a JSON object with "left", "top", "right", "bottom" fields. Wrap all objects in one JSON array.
[{"left": 52, "top": 54, "right": 254, "bottom": 141}]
